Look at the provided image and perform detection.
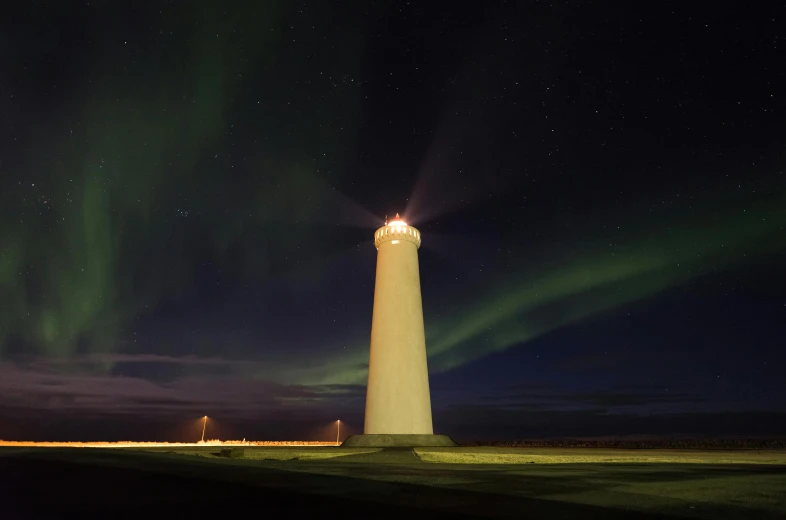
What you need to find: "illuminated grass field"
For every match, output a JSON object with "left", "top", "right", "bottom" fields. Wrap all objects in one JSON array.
[
  {"left": 5, "top": 440, "right": 785, "bottom": 466},
  {"left": 163, "top": 445, "right": 382, "bottom": 461},
  {"left": 2, "top": 444, "right": 785, "bottom": 518},
  {"left": 3, "top": 440, "right": 785, "bottom": 466},
  {"left": 412, "top": 447, "right": 786, "bottom": 465},
  {"left": 132, "top": 444, "right": 786, "bottom": 466}
]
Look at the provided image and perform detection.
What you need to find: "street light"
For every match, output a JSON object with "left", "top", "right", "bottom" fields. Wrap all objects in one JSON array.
[
  {"left": 336, "top": 419, "right": 341, "bottom": 446},
  {"left": 201, "top": 416, "right": 208, "bottom": 443}
]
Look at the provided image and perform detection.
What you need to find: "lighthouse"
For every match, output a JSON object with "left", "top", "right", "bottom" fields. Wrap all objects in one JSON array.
[{"left": 342, "top": 214, "right": 455, "bottom": 447}]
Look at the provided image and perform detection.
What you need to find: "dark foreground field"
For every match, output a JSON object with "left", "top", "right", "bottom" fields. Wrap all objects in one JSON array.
[{"left": 0, "top": 447, "right": 784, "bottom": 519}]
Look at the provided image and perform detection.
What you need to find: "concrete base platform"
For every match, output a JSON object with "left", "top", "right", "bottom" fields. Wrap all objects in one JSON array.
[{"left": 341, "top": 434, "right": 457, "bottom": 447}]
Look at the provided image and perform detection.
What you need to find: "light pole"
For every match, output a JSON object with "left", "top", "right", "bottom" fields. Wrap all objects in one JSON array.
[
  {"left": 336, "top": 420, "right": 341, "bottom": 446},
  {"left": 201, "top": 416, "right": 208, "bottom": 443}
]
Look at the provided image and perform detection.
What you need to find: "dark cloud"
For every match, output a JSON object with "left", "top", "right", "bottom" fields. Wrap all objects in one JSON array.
[
  {"left": 476, "top": 383, "right": 706, "bottom": 413},
  {"left": 496, "top": 391, "right": 707, "bottom": 409},
  {"left": 62, "top": 353, "right": 247, "bottom": 366},
  {"left": 436, "top": 404, "right": 786, "bottom": 442},
  {"left": 0, "top": 360, "right": 363, "bottom": 420},
  {"left": 555, "top": 349, "right": 634, "bottom": 373},
  {"left": 433, "top": 380, "right": 774, "bottom": 440}
]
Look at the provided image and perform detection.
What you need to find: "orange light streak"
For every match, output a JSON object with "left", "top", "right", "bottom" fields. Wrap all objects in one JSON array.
[{"left": 0, "top": 440, "right": 341, "bottom": 448}]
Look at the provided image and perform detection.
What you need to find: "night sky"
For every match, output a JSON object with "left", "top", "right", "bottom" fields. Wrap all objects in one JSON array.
[{"left": 1, "top": 1, "right": 784, "bottom": 443}]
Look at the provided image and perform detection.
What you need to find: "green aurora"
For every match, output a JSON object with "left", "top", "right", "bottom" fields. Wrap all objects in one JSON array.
[
  {"left": 292, "top": 188, "right": 785, "bottom": 385},
  {"left": 1, "top": 1, "right": 783, "bottom": 395}
]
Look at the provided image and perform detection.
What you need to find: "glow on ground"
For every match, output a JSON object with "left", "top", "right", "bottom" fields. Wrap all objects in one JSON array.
[
  {"left": 178, "top": 447, "right": 381, "bottom": 461},
  {"left": 3, "top": 441, "right": 784, "bottom": 465},
  {"left": 0, "top": 440, "right": 342, "bottom": 448},
  {"left": 0, "top": 440, "right": 379, "bottom": 461},
  {"left": 414, "top": 447, "right": 786, "bottom": 465}
]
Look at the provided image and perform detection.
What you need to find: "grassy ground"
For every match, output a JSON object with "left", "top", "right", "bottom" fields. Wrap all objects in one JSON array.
[
  {"left": 139, "top": 444, "right": 786, "bottom": 465},
  {"left": 414, "top": 447, "right": 786, "bottom": 465},
  {"left": 160, "top": 445, "right": 381, "bottom": 461},
  {"left": 2, "top": 446, "right": 785, "bottom": 519}
]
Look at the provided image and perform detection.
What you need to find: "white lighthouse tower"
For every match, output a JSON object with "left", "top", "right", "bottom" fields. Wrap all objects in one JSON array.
[{"left": 343, "top": 214, "right": 455, "bottom": 447}]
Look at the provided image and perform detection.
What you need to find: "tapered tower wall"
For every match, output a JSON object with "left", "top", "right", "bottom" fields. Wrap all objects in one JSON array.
[{"left": 364, "top": 221, "right": 433, "bottom": 434}]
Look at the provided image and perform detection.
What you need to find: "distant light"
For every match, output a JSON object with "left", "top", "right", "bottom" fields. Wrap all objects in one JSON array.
[{"left": 391, "top": 240, "right": 399, "bottom": 244}]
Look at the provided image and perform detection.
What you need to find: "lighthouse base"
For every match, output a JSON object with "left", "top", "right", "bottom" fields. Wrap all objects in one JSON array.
[{"left": 341, "top": 434, "right": 457, "bottom": 448}]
